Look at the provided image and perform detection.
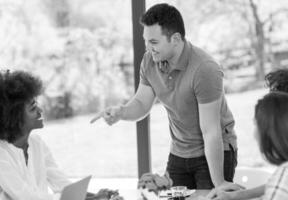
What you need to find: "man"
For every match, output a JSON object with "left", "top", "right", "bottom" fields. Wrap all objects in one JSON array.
[{"left": 91, "top": 3, "right": 238, "bottom": 190}]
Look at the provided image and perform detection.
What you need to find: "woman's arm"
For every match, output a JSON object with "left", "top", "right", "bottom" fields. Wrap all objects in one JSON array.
[
  {"left": 208, "top": 185, "right": 264, "bottom": 200},
  {"left": 231, "top": 185, "right": 265, "bottom": 200}
]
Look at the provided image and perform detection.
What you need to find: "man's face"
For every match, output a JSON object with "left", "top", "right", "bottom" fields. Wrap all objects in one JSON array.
[
  {"left": 22, "top": 98, "right": 44, "bottom": 132},
  {"left": 143, "top": 24, "right": 174, "bottom": 62}
]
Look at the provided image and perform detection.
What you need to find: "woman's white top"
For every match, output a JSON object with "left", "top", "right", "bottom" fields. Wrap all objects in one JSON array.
[{"left": 0, "top": 134, "right": 71, "bottom": 200}]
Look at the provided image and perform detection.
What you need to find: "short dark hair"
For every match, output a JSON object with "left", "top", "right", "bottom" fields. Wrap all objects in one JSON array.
[
  {"left": 265, "top": 68, "right": 288, "bottom": 92},
  {"left": 0, "top": 70, "right": 43, "bottom": 143},
  {"left": 140, "top": 3, "right": 185, "bottom": 40},
  {"left": 255, "top": 92, "right": 288, "bottom": 165}
]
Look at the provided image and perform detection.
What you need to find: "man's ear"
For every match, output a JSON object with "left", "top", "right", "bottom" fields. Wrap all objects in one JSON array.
[{"left": 171, "top": 32, "right": 182, "bottom": 44}]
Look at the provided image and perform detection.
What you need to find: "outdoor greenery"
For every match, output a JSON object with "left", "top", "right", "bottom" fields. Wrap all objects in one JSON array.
[{"left": 1, "top": 0, "right": 288, "bottom": 119}]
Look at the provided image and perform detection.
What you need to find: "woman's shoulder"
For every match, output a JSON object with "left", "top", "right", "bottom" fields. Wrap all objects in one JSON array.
[
  {"left": 0, "top": 139, "right": 9, "bottom": 153},
  {"left": 263, "top": 163, "right": 288, "bottom": 199},
  {"left": 280, "top": 161, "right": 288, "bottom": 169},
  {"left": 267, "top": 162, "right": 288, "bottom": 186},
  {"left": 273, "top": 162, "right": 288, "bottom": 176},
  {"left": 28, "top": 134, "right": 46, "bottom": 148}
]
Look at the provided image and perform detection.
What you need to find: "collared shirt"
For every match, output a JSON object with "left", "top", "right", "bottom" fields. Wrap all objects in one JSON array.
[
  {"left": 140, "top": 41, "right": 237, "bottom": 158},
  {"left": 0, "top": 134, "right": 71, "bottom": 200},
  {"left": 263, "top": 162, "right": 288, "bottom": 200}
]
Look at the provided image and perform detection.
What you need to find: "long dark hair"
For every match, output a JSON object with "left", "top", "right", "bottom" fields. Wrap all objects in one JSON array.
[
  {"left": 255, "top": 92, "right": 288, "bottom": 165},
  {"left": 0, "top": 70, "right": 43, "bottom": 143}
]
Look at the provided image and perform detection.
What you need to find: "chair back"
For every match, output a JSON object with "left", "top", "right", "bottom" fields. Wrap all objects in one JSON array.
[{"left": 233, "top": 167, "right": 272, "bottom": 188}]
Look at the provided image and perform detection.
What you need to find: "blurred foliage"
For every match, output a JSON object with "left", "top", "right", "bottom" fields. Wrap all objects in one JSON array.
[
  {"left": 0, "top": 0, "right": 131, "bottom": 119},
  {"left": 1, "top": 0, "right": 288, "bottom": 119},
  {"left": 171, "top": 0, "right": 288, "bottom": 80}
]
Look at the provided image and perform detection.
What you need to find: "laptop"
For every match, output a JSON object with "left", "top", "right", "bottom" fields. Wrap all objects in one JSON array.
[{"left": 60, "top": 175, "right": 92, "bottom": 200}]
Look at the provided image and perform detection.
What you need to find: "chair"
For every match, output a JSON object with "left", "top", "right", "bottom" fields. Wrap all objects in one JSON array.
[{"left": 233, "top": 167, "right": 273, "bottom": 188}]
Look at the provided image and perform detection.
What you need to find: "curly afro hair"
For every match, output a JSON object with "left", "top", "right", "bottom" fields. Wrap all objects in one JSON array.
[{"left": 0, "top": 70, "right": 43, "bottom": 143}]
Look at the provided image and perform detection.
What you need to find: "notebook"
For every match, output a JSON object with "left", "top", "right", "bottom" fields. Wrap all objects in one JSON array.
[{"left": 60, "top": 175, "right": 92, "bottom": 200}]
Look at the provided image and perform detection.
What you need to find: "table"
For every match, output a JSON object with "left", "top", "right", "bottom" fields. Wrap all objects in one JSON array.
[
  {"left": 186, "top": 190, "right": 210, "bottom": 200},
  {"left": 87, "top": 178, "right": 210, "bottom": 200},
  {"left": 117, "top": 189, "right": 210, "bottom": 200}
]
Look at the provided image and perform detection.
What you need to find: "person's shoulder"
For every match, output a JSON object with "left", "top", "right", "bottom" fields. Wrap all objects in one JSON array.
[
  {"left": 278, "top": 162, "right": 288, "bottom": 174},
  {"left": 269, "top": 162, "right": 288, "bottom": 182},
  {"left": 281, "top": 161, "right": 288, "bottom": 167},
  {"left": 274, "top": 162, "right": 288, "bottom": 172},
  {"left": 29, "top": 134, "right": 45, "bottom": 146},
  {"left": 188, "top": 42, "right": 216, "bottom": 61},
  {"left": 264, "top": 164, "right": 288, "bottom": 199},
  {"left": 187, "top": 42, "right": 221, "bottom": 70},
  {"left": 0, "top": 140, "right": 9, "bottom": 152},
  {"left": 0, "top": 140, "right": 15, "bottom": 159}
]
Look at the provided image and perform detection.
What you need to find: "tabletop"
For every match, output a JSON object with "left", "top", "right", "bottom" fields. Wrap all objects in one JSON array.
[
  {"left": 186, "top": 190, "right": 210, "bottom": 200},
  {"left": 117, "top": 189, "right": 210, "bottom": 200}
]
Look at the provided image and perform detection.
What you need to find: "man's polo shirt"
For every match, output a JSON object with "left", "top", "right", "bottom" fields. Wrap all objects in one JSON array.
[{"left": 140, "top": 41, "right": 237, "bottom": 158}]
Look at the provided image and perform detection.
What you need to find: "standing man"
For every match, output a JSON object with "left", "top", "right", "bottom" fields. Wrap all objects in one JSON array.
[{"left": 91, "top": 3, "right": 238, "bottom": 190}]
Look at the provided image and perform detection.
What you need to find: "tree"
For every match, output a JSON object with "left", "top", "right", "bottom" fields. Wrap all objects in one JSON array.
[
  {"left": 247, "top": 0, "right": 288, "bottom": 80},
  {"left": 173, "top": 0, "right": 288, "bottom": 80},
  {"left": 43, "top": 0, "right": 70, "bottom": 27}
]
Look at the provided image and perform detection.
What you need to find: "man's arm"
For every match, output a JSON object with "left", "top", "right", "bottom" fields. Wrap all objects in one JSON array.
[
  {"left": 121, "top": 83, "right": 156, "bottom": 121},
  {"left": 90, "top": 83, "right": 156, "bottom": 125},
  {"left": 198, "top": 97, "right": 224, "bottom": 187}
]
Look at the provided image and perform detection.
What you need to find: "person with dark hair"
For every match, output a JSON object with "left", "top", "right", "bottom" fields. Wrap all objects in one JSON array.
[
  {"left": 265, "top": 68, "right": 288, "bottom": 92},
  {"left": 91, "top": 3, "right": 238, "bottom": 191},
  {"left": 0, "top": 70, "right": 71, "bottom": 200},
  {"left": 254, "top": 92, "right": 288, "bottom": 199},
  {"left": 208, "top": 68, "right": 288, "bottom": 200},
  {"left": 0, "top": 70, "right": 121, "bottom": 200}
]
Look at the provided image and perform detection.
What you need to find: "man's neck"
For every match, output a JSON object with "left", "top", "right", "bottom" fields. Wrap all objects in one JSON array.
[{"left": 167, "top": 40, "right": 185, "bottom": 69}]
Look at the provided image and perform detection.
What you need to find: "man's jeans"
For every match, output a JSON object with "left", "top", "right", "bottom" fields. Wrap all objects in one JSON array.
[{"left": 166, "top": 145, "right": 237, "bottom": 189}]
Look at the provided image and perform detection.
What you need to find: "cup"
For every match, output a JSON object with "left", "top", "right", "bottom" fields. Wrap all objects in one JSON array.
[{"left": 171, "top": 186, "right": 187, "bottom": 200}]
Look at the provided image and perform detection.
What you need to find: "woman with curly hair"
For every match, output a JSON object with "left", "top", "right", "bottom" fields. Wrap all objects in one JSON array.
[
  {"left": 0, "top": 70, "right": 121, "bottom": 200},
  {"left": 0, "top": 70, "right": 73, "bottom": 200}
]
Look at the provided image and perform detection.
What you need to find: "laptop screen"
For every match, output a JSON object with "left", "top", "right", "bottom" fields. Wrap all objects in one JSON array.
[{"left": 60, "top": 175, "right": 92, "bottom": 200}]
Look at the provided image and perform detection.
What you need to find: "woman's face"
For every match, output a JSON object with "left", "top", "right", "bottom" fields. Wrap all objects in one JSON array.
[{"left": 22, "top": 98, "right": 44, "bottom": 132}]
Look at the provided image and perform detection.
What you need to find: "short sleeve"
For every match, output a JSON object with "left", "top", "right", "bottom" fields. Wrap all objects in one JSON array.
[
  {"left": 193, "top": 61, "right": 224, "bottom": 104},
  {"left": 139, "top": 53, "right": 151, "bottom": 87}
]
